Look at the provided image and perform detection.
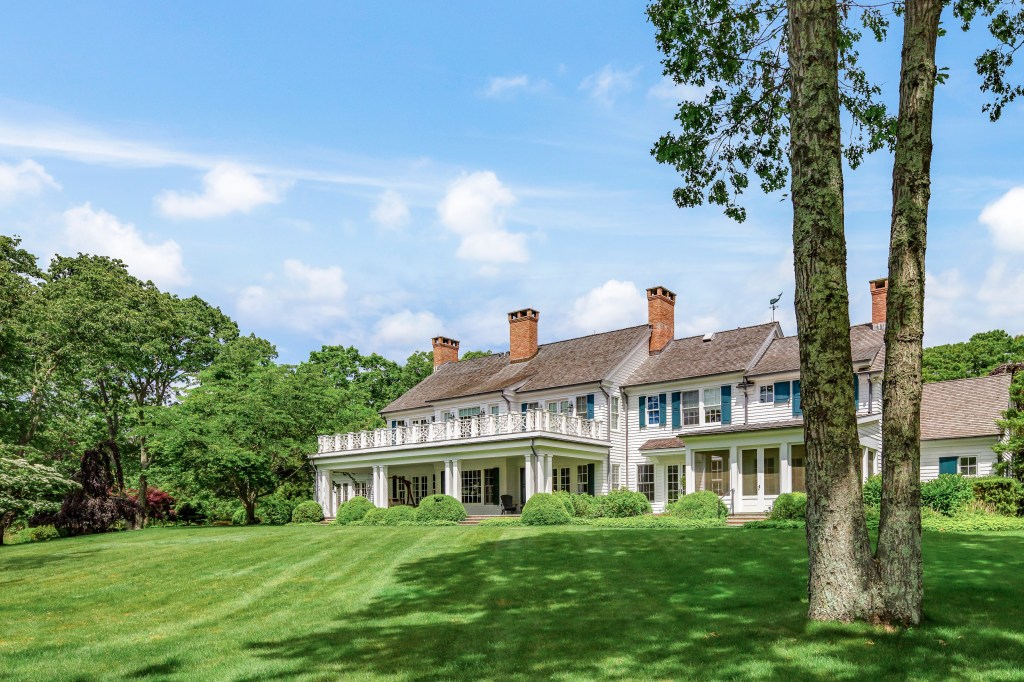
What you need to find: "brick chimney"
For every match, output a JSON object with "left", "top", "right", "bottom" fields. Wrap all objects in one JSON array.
[
  {"left": 870, "top": 278, "right": 888, "bottom": 330},
  {"left": 508, "top": 308, "right": 540, "bottom": 363},
  {"left": 431, "top": 336, "right": 459, "bottom": 371},
  {"left": 647, "top": 286, "right": 677, "bottom": 354}
]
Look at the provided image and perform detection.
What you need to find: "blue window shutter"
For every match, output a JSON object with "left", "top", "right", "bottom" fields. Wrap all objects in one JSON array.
[
  {"left": 586, "top": 394, "right": 595, "bottom": 420},
  {"left": 659, "top": 394, "right": 667, "bottom": 426},
  {"left": 854, "top": 373, "right": 860, "bottom": 408},
  {"left": 639, "top": 396, "right": 647, "bottom": 428},
  {"left": 721, "top": 385, "right": 732, "bottom": 424},
  {"left": 671, "top": 392, "right": 681, "bottom": 429},
  {"left": 939, "top": 457, "right": 957, "bottom": 475},
  {"left": 587, "top": 463, "right": 595, "bottom": 496},
  {"left": 390, "top": 420, "right": 397, "bottom": 428},
  {"left": 774, "top": 381, "right": 790, "bottom": 403},
  {"left": 792, "top": 380, "right": 802, "bottom": 416},
  {"left": 521, "top": 402, "right": 528, "bottom": 413},
  {"left": 440, "top": 471, "right": 446, "bottom": 495}
]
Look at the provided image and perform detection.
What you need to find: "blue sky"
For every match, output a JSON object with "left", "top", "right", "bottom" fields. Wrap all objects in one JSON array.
[{"left": 1, "top": 2, "right": 1021, "bottom": 363}]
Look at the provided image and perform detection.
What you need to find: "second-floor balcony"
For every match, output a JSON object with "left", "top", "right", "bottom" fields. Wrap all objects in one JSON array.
[{"left": 316, "top": 409, "right": 606, "bottom": 454}]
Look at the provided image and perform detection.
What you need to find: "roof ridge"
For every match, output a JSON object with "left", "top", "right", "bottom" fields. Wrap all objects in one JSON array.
[
  {"left": 534, "top": 324, "right": 649, "bottom": 348},
  {"left": 669, "top": 321, "right": 779, "bottom": 344}
]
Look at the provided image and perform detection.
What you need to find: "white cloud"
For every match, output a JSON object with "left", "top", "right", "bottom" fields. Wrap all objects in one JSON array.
[
  {"left": 679, "top": 314, "right": 724, "bottom": 338},
  {"left": 437, "top": 171, "right": 528, "bottom": 264},
  {"left": 979, "top": 186, "right": 1024, "bottom": 252},
  {"left": 155, "top": 163, "right": 285, "bottom": 219},
  {"left": 237, "top": 259, "right": 346, "bottom": 332},
  {"left": 374, "top": 309, "right": 444, "bottom": 348},
  {"left": 0, "top": 159, "right": 60, "bottom": 202},
  {"left": 579, "top": 65, "right": 640, "bottom": 104},
  {"left": 979, "top": 260, "right": 1024, "bottom": 317},
  {"left": 482, "top": 75, "right": 532, "bottom": 98},
  {"left": 370, "top": 189, "right": 411, "bottom": 230},
  {"left": 62, "top": 203, "right": 189, "bottom": 288},
  {"left": 568, "top": 280, "right": 646, "bottom": 334},
  {"left": 925, "top": 268, "right": 967, "bottom": 337},
  {"left": 648, "top": 76, "right": 710, "bottom": 103}
]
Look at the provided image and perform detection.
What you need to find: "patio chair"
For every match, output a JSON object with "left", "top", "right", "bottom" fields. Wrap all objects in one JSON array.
[{"left": 499, "top": 495, "right": 517, "bottom": 515}]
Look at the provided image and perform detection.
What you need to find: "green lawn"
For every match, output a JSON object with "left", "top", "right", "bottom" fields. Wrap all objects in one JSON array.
[{"left": 3, "top": 526, "right": 1024, "bottom": 681}]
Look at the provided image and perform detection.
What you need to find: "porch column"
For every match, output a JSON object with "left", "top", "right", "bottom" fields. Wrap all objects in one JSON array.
[
  {"left": 861, "top": 447, "right": 869, "bottom": 483},
  {"left": 451, "top": 459, "right": 461, "bottom": 502},
  {"left": 684, "top": 450, "right": 695, "bottom": 495},
  {"left": 524, "top": 453, "right": 535, "bottom": 501},
  {"left": 729, "top": 445, "right": 739, "bottom": 513},
  {"left": 537, "top": 453, "right": 552, "bottom": 494},
  {"left": 443, "top": 460, "right": 452, "bottom": 496},
  {"left": 781, "top": 443, "right": 792, "bottom": 494}
]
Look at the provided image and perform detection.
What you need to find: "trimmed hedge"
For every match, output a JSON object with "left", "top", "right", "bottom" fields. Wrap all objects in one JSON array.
[
  {"left": 667, "top": 491, "right": 727, "bottom": 519},
  {"left": 743, "top": 519, "right": 806, "bottom": 530},
  {"left": 258, "top": 496, "right": 296, "bottom": 526},
  {"left": 921, "top": 474, "right": 975, "bottom": 516},
  {"left": 477, "top": 517, "right": 523, "bottom": 527},
  {"left": 922, "top": 510, "right": 1024, "bottom": 533},
  {"left": 334, "top": 496, "right": 374, "bottom": 525},
  {"left": 360, "top": 508, "right": 390, "bottom": 526},
  {"left": 970, "top": 477, "right": 1022, "bottom": 517},
  {"left": 594, "top": 489, "right": 652, "bottom": 518},
  {"left": 862, "top": 474, "right": 882, "bottom": 507},
  {"left": 552, "top": 491, "right": 597, "bottom": 518},
  {"left": 383, "top": 505, "right": 417, "bottom": 525},
  {"left": 768, "top": 492, "right": 807, "bottom": 520},
  {"left": 414, "top": 494, "right": 467, "bottom": 523},
  {"left": 291, "top": 500, "right": 324, "bottom": 524},
  {"left": 521, "top": 493, "right": 572, "bottom": 526}
]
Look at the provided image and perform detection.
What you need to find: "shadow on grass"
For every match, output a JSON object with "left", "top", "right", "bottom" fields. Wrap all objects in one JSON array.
[
  {"left": 243, "top": 529, "right": 1024, "bottom": 681},
  {"left": 0, "top": 548, "right": 101, "bottom": 574}
]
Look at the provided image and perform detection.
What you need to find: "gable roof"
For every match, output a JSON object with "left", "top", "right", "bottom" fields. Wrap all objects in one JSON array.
[
  {"left": 920, "top": 374, "right": 1010, "bottom": 441},
  {"left": 622, "top": 323, "right": 780, "bottom": 388},
  {"left": 748, "top": 323, "right": 885, "bottom": 376},
  {"left": 380, "top": 325, "right": 649, "bottom": 414}
]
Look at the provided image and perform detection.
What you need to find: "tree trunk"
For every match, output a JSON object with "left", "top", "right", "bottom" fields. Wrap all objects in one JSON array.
[
  {"left": 136, "top": 443, "right": 150, "bottom": 529},
  {"left": 875, "top": 0, "right": 942, "bottom": 626},
  {"left": 244, "top": 499, "right": 256, "bottom": 525},
  {"left": 787, "top": 0, "right": 879, "bottom": 621},
  {"left": 0, "top": 511, "right": 12, "bottom": 546}
]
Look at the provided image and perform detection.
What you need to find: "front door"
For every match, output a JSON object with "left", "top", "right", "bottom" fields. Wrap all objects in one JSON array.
[{"left": 741, "top": 447, "right": 781, "bottom": 513}]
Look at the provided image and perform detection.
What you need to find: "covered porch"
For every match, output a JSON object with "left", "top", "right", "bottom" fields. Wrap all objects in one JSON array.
[{"left": 312, "top": 437, "right": 609, "bottom": 518}]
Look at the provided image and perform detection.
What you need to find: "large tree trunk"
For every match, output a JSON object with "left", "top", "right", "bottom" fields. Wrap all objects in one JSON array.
[
  {"left": 136, "top": 442, "right": 150, "bottom": 529},
  {"left": 788, "top": 0, "right": 879, "bottom": 621},
  {"left": 875, "top": 0, "right": 942, "bottom": 626}
]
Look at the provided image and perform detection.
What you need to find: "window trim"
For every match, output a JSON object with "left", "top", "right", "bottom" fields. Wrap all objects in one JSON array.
[
  {"left": 759, "top": 385, "right": 774, "bottom": 404},
  {"left": 646, "top": 395, "right": 661, "bottom": 426},
  {"left": 637, "top": 464, "right": 655, "bottom": 501},
  {"left": 703, "top": 387, "right": 722, "bottom": 424},
  {"left": 681, "top": 389, "right": 700, "bottom": 426},
  {"left": 611, "top": 396, "right": 620, "bottom": 431},
  {"left": 667, "top": 464, "right": 681, "bottom": 504},
  {"left": 959, "top": 456, "right": 978, "bottom": 477}
]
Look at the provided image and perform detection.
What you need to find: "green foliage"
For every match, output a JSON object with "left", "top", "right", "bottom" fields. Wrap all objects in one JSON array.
[
  {"left": 593, "top": 489, "right": 652, "bottom": 518},
  {"left": 865, "top": 504, "right": 880, "bottom": 531},
  {"left": 769, "top": 493, "right": 807, "bottom": 520},
  {"left": 995, "top": 370, "right": 1024, "bottom": 481},
  {"left": 8, "top": 524, "right": 61, "bottom": 544},
  {"left": 862, "top": 474, "right": 883, "bottom": 507},
  {"left": 520, "top": 493, "right": 572, "bottom": 526},
  {"left": 360, "top": 508, "right": 389, "bottom": 526},
  {"left": 291, "top": 501, "right": 324, "bottom": 524},
  {"left": 231, "top": 508, "right": 257, "bottom": 526},
  {"left": 258, "top": 496, "right": 296, "bottom": 526},
  {"left": 551, "top": 491, "right": 595, "bottom": 517},
  {"left": 579, "top": 515, "right": 725, "bottom": 529},
  {"left": 414, "top": 494, "right": 467, "bottom": 523},
  {"left": 921, "top": 509, "right": 1024, "bottom": 533},
  {"left": 476, "top": 517, "right": 522, "bottom": 527},
  {"left": 921, "top": 474, "right": 975, "bottom": 516},
  {"left": 667, "top": 490, "right": 727, "bottom": 519},
  {"left": 459, "top": 350, "right": 493, "bottom": 361},
  {"left": 743, "top": 519, "right": 806, "bottom": 530},
  {"left": 418, "top": 519, "right": 458, "bottom": 527},
  {"left": 302, "top": 345, "right": 434, "bottom": 416},
  {"left": 334, "top": 496, "right": 374, "bottom": 525},
  {"left": 970, "top": 477, "right": 1022, "bottom": 517},
  {"left": 383, "top": 505, "right": 417, "bottom": 526},
  {"left": 0, "top": 451, "right": 79, "bottom": 543},
  {"left": 922, "top": 331, "right": 1024, "bottom": 383}
]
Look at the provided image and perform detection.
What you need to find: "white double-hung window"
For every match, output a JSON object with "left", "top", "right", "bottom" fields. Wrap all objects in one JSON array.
[
  {"left": 681, "top": 390, "right": 700, "bottom": 425},
  {"left": 703, "top": 388, "right": 722, "bottom": 424},
  {"left": 547, "top": 399, "right": 571, "bottom": 413},
  {"left": 611, "top": 396, "right": 620, "bottom": 430},
  {"left": 646, "top": 395, "right": 661, "bottom": 426},
  {"left": 759, "top": 385, "right": 774, "bottom": 403}
]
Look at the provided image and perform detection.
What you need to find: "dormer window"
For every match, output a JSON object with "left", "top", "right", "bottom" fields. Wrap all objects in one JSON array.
[{"left": 647, "top": 395, "right": 661, "bottom": 426}]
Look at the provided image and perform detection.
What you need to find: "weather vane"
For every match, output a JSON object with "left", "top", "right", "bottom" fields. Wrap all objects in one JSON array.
[{"left": 770, "top": 292, "right": 783, "bottom": 322}]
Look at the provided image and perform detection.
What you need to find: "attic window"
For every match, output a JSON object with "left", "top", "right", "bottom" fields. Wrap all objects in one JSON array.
[{"left": 702, "top": 332, "right": 715, "bottom": 342}]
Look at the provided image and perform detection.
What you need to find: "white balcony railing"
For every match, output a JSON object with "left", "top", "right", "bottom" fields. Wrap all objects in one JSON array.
[{"left": 316, "top": 409, "right": 605, "bottom": 454}]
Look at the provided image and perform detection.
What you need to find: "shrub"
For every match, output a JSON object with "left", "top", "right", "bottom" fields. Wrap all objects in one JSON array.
[
  {"left": 334, "top": 496, "right": 374, "bottom": 525},
  {"left": 594, "top": 489, "right": 652, "bottom": 518},
  {"left": 769, "top": 492, "right": 807, "bottom": 520},
  {"left": 54, "top": 446, "right": 138, "bottom": 536},
  {"left": 970, "top": 477, "right": 1022, "bottom": 517},
  {"left": 743, "top": 519, "right": 806, "bottom": 530},
  {"left": 569, "top": 493, "right": 597, "bottom": 517},
  {"left": 477, "top": 517, "right": 523, "bottom": 527},
  {"left": 521, "top": 493, "right": 572, "bottom": 525},
  {"left": 921, "top": 474, "right": 975, "bottom": 516},
  {"left": 419, "top": 519, "right": 459, "bottom": 526},
  {"left": 231, "top": 508, "right": 259, "bottom": 526},
  {"left": 865, "top": 504, "right": 880, "bottom": 531},
  {"left": 414, "top": 494, "right": 467, "bottom": 523},
  {"left": 360, "top": 508, "right": 389, "bottom": 526},
  {"left": 174, "top": 500, "right": 206, "bottom": 525},
  {"left": 667, "top": 490, "right": 728, "bottom": 519},
  {"left": 552, "top": 491, "right": 575, "bottom": 516},
  {"left": 922, "top": 509, "right": 1024, "bottom": 533},
  {"left": 10, "top": 525, "right": 60, "bottom": 543},
  {"left": 862, "top": 474, "right": 882, "bottom": 507},
  {"left": 258, "top": 496, "right": 296, "bottom": 525},
  {"left": 291, "top": 500, "right": 324, "bottom": 524},
  {"left": 383, "top": 505, "right": 417, "bottom": 525}
]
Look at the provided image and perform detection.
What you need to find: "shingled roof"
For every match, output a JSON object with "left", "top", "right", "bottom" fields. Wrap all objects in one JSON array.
[
  {"left": 622, "top": 323, "right": 780, "bottom": 388},
  {"left": 380, "top": 325, "right": 650, "bottom": 414},
  {"left": 921, "top": 374, "right": 1010, "bottom": 440},
  {"left": 749, "top": 324, "right": 885, "bottom": 376}
]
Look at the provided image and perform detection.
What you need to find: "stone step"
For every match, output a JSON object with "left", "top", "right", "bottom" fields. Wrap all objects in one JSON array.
[
  {"left": 459, "top": 515, "right": 520, "bottom": 526},
  {"left": 726, "top": 513, "right": 768, "bottom": 527}
]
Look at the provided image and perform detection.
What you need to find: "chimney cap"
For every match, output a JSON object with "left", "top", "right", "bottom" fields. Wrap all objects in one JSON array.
[
  {"left": 646, "top": 285, "right": 677, "bottom": 302},
  {"left": 431, "top": 336, "right": 460, "bottom": 348},
  {"left": 870, "top": 277, "right": 888, "bottom": 288},
  {"left": 508, "top": 308, "right": 540, "bottom": 322}
]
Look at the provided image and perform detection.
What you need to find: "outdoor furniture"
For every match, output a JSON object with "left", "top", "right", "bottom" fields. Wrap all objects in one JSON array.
[{"left": 499, "top": 495, "right": 517, "bottom": 515}]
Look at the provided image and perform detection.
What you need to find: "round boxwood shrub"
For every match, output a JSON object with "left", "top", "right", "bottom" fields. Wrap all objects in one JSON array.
[
  {"left": 668, "top": 490, "right": 728, "bottom": 519},
  {"left": 414, "top": 494, "right": 467, "bottom": 523},
  {"left": 258, "top": 496, "right": 296, "bottom": 525},
  {"left": 970, "top": 476, "right": 1022, "bottom": 517},
  {"left": 921, "top": 474, "right": 974, "bottom": 516},
  {"left": 334, "top": 496, "right": 374, "bottom": 525},
  {"left": 291, "top": 500, "right": 324, "bottom": 524},
  {"left": 595, "top": 489, "right": 652, "bottom": 518},
  {"left": 570, "top": 493, "right": 596, "bottom": 518},
  {"left": 231, "top": 508, "right": 259, "bottom": 526},
  {"left": 862, "top": 474, "right": 882, "bottom": 507},
  {"left": 521, "top": 493, "right": 572, "bottom": 525},
  {"left": 360, "top": 508, "right": 390, "bottom": 526},
  {"left": 552, "top": 491, "right": 575, "bottom": 516},
  {"left": 768, "top": 492, "right": 807, "bottom": 520},
  {"left": 383, "top": 505, "right": 417, "bottom": 525}
]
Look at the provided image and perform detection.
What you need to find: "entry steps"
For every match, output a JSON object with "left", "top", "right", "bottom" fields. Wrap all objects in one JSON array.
[
  {"left": 726, "top": 512, "right": 768, "bottom": 527},
  {"left": 459, "top": 514, "right": 519, "bottom": 526}
]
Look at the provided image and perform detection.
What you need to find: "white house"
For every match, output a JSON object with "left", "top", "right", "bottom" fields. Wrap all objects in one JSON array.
[{"left": 310, "top": 279, "right": 1012, "bottom": 517}]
